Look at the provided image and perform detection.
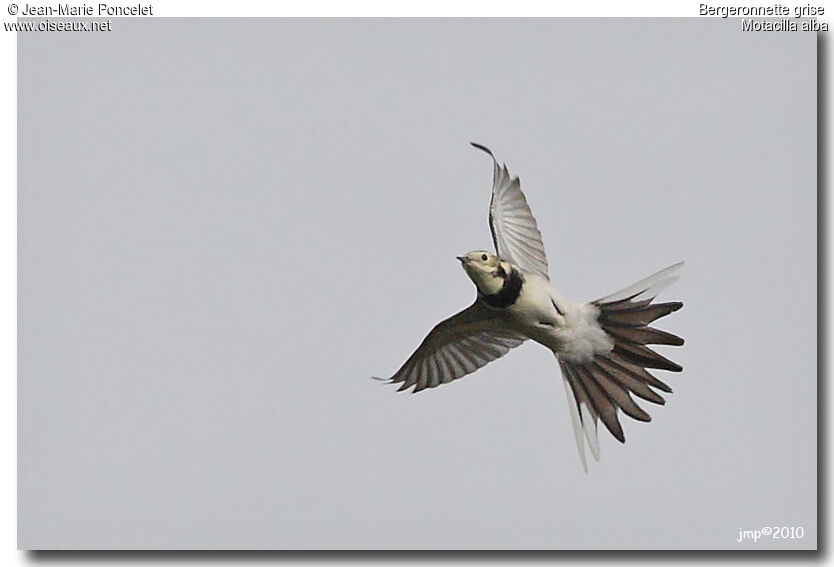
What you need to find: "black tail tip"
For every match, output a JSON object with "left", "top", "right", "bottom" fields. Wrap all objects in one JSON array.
[
  {"left": 655, "top": 381, "right": 674, "bottom": 393},
  {"left": 470, "top": 142, "right": 493, "bottom": 156}
]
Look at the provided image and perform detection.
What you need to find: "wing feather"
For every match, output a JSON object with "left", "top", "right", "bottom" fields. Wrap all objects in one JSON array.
[
  {"left": 384, "top": 301, "right": 526, "bottom": 393},
  {"left": 471, "top": 143, "right": 550, "bottom": 279}
]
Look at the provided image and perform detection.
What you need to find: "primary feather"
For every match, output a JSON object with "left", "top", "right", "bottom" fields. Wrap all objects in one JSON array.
[
  {"left": 386, "top": 301, "right": 526, "bottom": 393},
  {"left": 471, "top": 143, "right": 550, "bottom": 280}
]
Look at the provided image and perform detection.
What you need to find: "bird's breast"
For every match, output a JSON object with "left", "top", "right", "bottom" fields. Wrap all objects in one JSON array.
[{"left": 506, "top": 275, "right": 562, "bottom": 326}]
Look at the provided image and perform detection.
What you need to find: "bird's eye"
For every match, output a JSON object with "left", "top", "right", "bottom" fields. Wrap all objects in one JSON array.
[{"left": 481, "top": 254, "right": 488, "bottom": 261}]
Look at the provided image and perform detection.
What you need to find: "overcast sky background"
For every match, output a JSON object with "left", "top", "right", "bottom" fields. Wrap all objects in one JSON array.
[{"left": 18, "top": 19, "right": 816, "bottom": 549}]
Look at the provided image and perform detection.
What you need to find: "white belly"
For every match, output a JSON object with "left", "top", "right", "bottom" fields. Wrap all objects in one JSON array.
[{"left": 505, "top": 273, "right": 613, "bottom": 362}]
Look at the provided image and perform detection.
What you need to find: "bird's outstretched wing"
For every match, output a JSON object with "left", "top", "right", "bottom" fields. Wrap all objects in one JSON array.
[
  {"left": 471, "top": 143, "right": 550, "bottom": 280},
  {"left": 383, "top": 301, "right": 526, "bottom": 393},
  {"left": 560, "top": 262, "right": 685, "bottom": 471}
]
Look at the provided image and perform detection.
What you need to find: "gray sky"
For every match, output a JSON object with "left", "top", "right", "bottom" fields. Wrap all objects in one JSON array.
[{"left": 18, "top": 19, "right": 816, "bottom": 549}]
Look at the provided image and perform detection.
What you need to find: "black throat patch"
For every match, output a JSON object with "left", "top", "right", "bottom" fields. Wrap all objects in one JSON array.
[{"left": 481, "top": 267, "right": 524, "bottom": 308}]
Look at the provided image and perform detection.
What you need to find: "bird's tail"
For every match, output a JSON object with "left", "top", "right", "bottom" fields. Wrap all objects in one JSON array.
[{"left": 559, "top": 262, "right": 685, "bottom": 471}]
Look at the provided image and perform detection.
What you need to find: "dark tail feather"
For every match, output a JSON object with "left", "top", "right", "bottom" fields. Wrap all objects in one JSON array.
[
  {"left": 599, "top": 301, "right": 683, "bottom": 328},
  {"left": 560, "top": 263, "right": 685, "bottom": 468},
  {"left": 588, "top": 261, "right": 684, "bottom": 426},
  {"left": 604, "top": 325, "right": 684, "bottom": 347}
]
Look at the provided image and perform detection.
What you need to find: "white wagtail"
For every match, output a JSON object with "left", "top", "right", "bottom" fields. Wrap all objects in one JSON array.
[{"left": 378, "top": 143, "right": 684, "bottom": 470}]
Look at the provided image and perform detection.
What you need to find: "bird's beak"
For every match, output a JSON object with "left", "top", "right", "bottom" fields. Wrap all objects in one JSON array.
[{"left": 456, "top": 255, "right": 468, "bottom": 264}]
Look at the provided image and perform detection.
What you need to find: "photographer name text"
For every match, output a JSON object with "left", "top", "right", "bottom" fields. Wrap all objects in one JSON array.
[{"left": 18, "top": 3, "right": 152, "bottom": 16}]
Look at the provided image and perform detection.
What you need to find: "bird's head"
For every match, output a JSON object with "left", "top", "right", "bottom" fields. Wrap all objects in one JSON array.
[{"left": 457, "top": 250, "right": 511, "bottom": 296}]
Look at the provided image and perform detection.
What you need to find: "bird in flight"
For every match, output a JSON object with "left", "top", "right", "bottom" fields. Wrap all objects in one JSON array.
[{"left": 378, "top": 143, "right": 684, "bottom": 470}]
